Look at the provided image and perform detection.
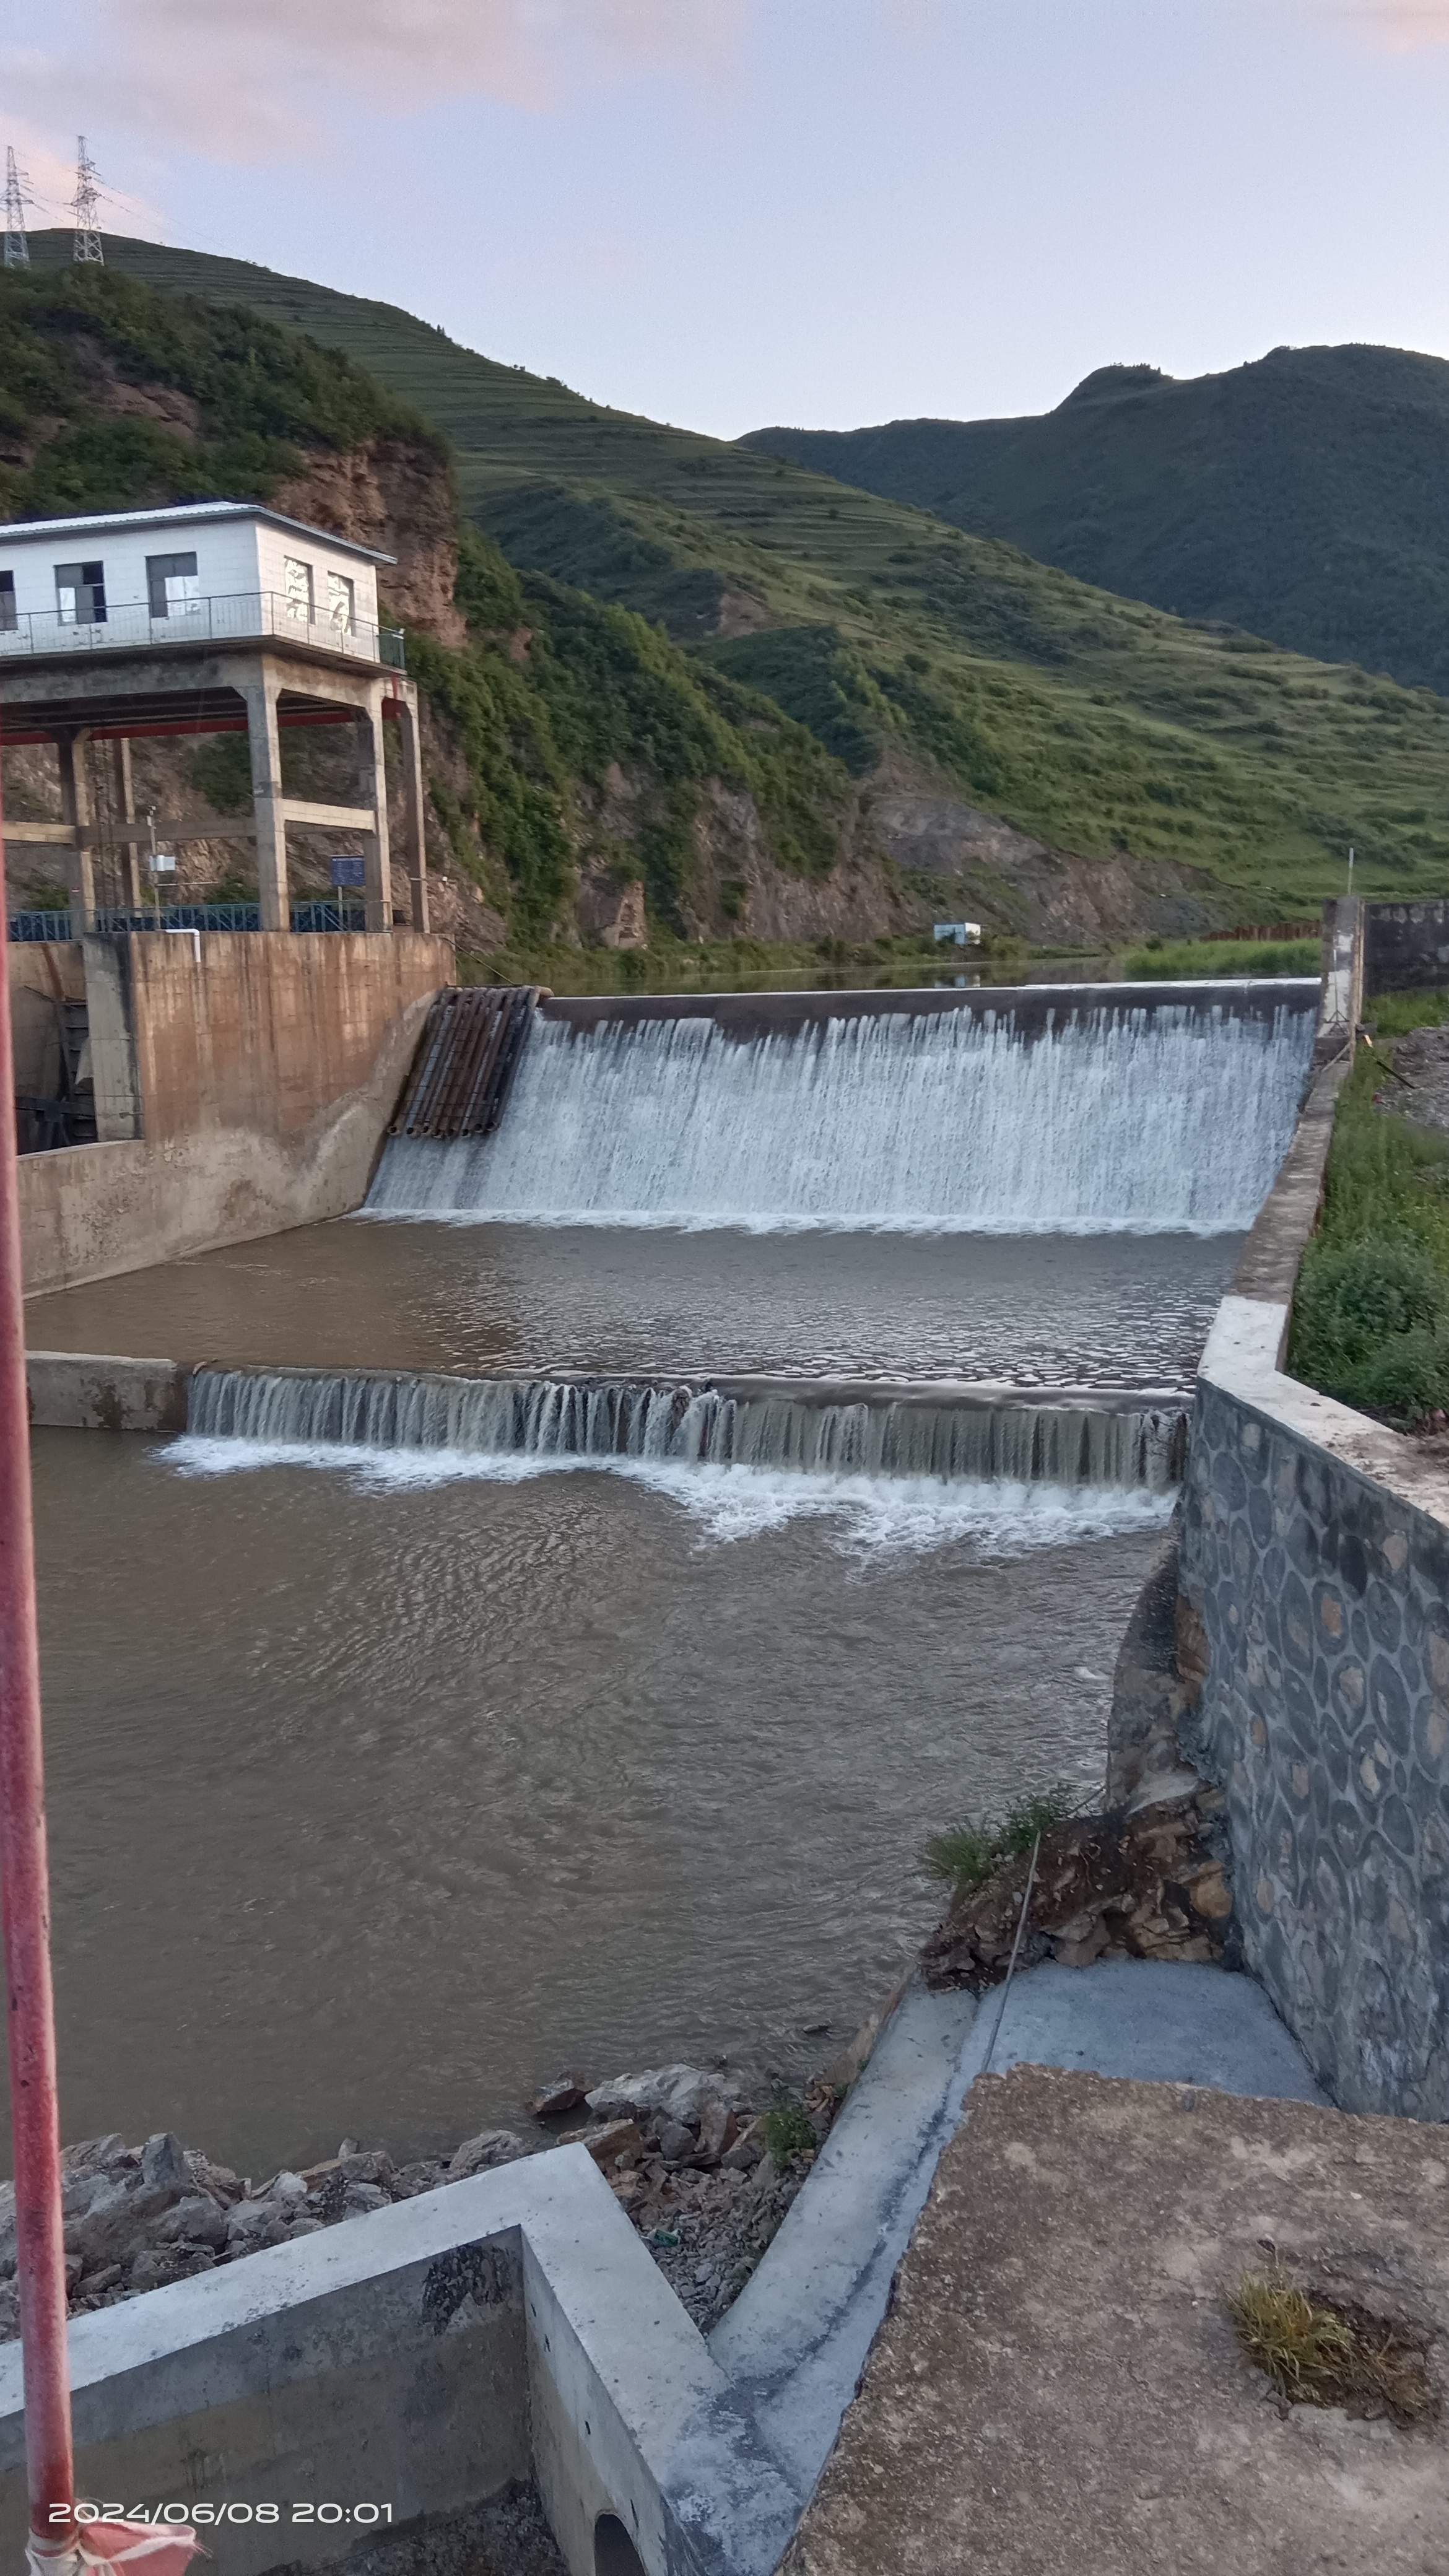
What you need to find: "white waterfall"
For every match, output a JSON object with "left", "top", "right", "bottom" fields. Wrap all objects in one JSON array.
[
  {"left": 365, "top": 1000, "right": 1316, "bottom": 1234},
  {"left": 186, "top": 1369, "right": 1188, "bottom": 1492}
]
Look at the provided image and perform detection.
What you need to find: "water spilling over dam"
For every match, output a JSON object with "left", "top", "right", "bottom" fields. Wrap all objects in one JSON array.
[
  {"left": 367, "top": 993, "right": 1318, "bottom": 1234},
  {"left": 187, "top": 1366, "right": 1188, "bottom": 1491}
]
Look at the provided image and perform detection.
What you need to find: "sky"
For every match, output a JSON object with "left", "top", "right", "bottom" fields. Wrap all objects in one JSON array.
[{"left": 4, "top": 0, "right": 1449, "bottom": 438}]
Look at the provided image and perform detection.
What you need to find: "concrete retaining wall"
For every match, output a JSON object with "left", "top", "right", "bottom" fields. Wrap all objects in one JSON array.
[
  {"left": 0, "top": 2151, "right": 802, "bottom": 2576},
  {"left": 27, "top": 1351, "right": 191, "bottom": 1432},
  {"left": 1181, "top": 1304, "right": 1449, "bottom": 2117},
  {"left": 1175, "top": 899, "right": 1449, "bottom": 2118},
  {"left": 15, "top": 933, "right": 453, "bottom": 1294}
]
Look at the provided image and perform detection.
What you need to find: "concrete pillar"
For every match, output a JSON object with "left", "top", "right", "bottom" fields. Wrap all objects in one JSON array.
[
  {"left": 1320, "top": 897, "right": 1364, "bottom": 1047},
  {"left": 240, "top": 663, "right": 289, "bottom": 931},
  {"left": 56, "top": 731, "right": 97, "bottom": 933},
  {"left": 79, "top": 937, "right": 142, "bottom": 1142},
  {"left": 112, "top": 739, "right": 144, "bottom": 912},
  {"left": 359, "top": 685, "right": 393, "bottom": 934},
  {"left": 393, "top": 687, "right": 429, "bottom": 934}
]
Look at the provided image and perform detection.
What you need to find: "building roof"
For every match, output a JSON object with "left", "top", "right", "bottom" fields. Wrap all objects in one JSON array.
[{"left": 0, "top": 500, "right": 394, "bottom": 565}]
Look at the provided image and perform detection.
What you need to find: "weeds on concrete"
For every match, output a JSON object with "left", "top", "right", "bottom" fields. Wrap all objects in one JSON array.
[
  {"left": 921, "top": 1785, "right": 1071, "bottom": 1895},
  {"left": 1229, "top": 2261, "right": 1438, "bottom": 2426}
]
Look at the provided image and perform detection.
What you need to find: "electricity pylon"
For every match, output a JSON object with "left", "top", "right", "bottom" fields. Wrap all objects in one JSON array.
[
  {"left": 72, "top": 136, "right": 103, "bottom": 263},
  {"left": 4, "top": 147, "right": 27, "bottom": 268}
]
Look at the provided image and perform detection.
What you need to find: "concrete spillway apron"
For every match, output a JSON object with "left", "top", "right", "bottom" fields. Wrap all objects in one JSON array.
[
  {"left": 714, "top": 1960, "right": 1327, "bottom": 2505},
  {"left": 0, "top": 799, "right": 75, "bottom": 2562}
]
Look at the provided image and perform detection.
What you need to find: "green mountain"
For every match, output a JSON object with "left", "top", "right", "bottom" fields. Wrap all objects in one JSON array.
[
  {"left": 17, "top": 235, "right": 1449, "bottom": 934},
  {"left": 742, "top": 346, "right": 1449, "bottom": 699},
  {"left": 0, "top": 259, "right": 859, "bottom": 956}
]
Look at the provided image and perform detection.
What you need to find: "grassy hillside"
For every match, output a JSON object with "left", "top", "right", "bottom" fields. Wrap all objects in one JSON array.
[
  {"left": 0, "top": 260, "right": 859, "bottom": 951},
  {"left": 417, "top": 529, "right": 855, "bottom": 938},
  {"left": 744, "top": 347, "right": 1449, "bottom": 699},
  {"left": 0, "top": 260, "right": 436, "bottom": 521},
  {"left": 21, "top": 235, "right": 1449, "bottom": 922}
]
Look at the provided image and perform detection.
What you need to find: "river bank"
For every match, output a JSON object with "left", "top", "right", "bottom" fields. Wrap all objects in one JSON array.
[
  {"left": 4, "top": 2044, "right": 854, "bottom": 2347},
  {"left": 10, "top": 1768, "right": 1236, "bottom": 2352}
]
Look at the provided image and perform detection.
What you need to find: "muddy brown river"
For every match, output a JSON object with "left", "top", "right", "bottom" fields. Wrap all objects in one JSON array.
[{"left": 20, "top": 1428, "right": 1167, "bottom": 2177}]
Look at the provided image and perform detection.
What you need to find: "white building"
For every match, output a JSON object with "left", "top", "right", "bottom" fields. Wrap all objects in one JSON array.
[
  {"left": 0, "top": 502, "right": 428, "bottom": 935},
  {"left": 0, "top": 502, "right": 396, "bottom": 666}
]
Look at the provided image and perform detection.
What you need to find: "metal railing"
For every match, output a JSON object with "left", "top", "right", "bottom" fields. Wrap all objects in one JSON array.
[
  {"left": 0, "top": 591, "right": 405, "bottom": 671},
  {"left": 8, "top": 902, "right": 368, "bottom": 941}
]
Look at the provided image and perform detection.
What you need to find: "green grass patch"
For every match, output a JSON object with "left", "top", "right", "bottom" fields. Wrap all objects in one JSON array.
[
  {"left": 761, "top": 2097, "right": 817, "bottom": 2171},
  {"left": 1289, "top": 993, "right": 1449, "bottom": 1422},
  {"left": 921, "top": 1783, "right": 1073, "bottom": 1896},
  {"left": 1123, "top": 937, "right": 1321, "bottom": 978}
]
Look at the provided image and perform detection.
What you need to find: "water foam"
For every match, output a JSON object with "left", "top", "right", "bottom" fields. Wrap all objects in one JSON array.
[
  {"left": 186, "top": 1367, "right": 1188, "bottom": 1490},
  {"left": 366, "top": 1001, "right": 1315, "bottom": 1235},
  {"left": 161, "top": 1436, "right": 1175, "bottom": 1558}
]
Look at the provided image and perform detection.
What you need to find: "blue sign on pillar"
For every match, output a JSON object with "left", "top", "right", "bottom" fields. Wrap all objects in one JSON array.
[{"left": 330, "top": 856, "right": 367, "bottom": 889}]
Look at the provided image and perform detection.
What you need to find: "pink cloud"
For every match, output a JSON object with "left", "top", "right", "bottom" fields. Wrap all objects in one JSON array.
[
  {"left": 1, "top": 1, "right": 744, "bottom": 164},
  {"left": 1307, "top": 0, "right": 1449, "bottom": 46}
]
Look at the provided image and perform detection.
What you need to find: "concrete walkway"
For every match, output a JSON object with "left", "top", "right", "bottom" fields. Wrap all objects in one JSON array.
[
  {"left": 719, "top": 1957, "right": 1326, "bottom": 2499},
  {"left": 968, "top": 1955, "right": 1329, "bottom": 2102},
  {"left": 781, "top": 2064, "right": 1449, "bottom": 2576}
]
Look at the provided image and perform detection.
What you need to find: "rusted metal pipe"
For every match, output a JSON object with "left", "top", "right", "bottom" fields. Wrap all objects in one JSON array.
[{"left": 0, "top": 801, "right": 75, "bottom": 2555}]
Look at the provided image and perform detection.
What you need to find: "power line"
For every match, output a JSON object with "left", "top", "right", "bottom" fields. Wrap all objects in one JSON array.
[
  {"left": 4, "top": 146, "right": 28, "bottom": 269},
  {"left": 72, "top": 135, "right": 103, "bottom": 264}
]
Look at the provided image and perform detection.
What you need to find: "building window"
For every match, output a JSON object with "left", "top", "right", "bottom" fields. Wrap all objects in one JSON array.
[
  {"left": 0, "top": 572, "right": 15, "bottom": 634},
  {"left": 146, "top": 550, "right": 199, "bottom": 618},
  {"left": 326, "top": 570, "right": 355, "bottom": 632},
  {"left": 284, "top": 555, "right": 314, "bottom": 622},
  {"left": 55, "top": 560, "right": 107, "bottom": 625}
]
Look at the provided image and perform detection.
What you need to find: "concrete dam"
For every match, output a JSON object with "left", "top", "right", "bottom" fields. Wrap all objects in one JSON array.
[
  {"left": 172, "top": 985, "right": 1316, "bottom": 1507},
  {"left": 367, "top": 988, "right": 1316, "bottom": 1235}
]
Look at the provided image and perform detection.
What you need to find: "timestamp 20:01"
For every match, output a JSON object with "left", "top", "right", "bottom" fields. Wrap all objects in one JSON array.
[{"left": 58, "top": 2504, "right": 396, "bottom": 2528}]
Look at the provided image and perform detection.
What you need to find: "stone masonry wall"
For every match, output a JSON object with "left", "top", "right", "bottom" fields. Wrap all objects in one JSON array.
[{"left": 1180, "top": 1373, "right": 1449, "bottom": 2120}]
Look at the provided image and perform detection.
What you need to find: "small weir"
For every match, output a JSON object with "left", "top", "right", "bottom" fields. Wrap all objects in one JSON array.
[
  {"left": 368, "top": 989, "right": 1318, "bottom": 1234},
  {"left": 186, "top": 1367, "right": 1190, "bottom": 1490}
]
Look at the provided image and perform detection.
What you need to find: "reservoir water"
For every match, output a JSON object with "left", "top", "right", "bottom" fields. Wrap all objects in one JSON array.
[{"left": 26, "top": 1222, "right": 1238, "bottom": 1390}]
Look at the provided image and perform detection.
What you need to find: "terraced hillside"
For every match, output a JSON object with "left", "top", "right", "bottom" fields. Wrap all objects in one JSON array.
[
  {"left": 744, "top": 347, "right": 1449, "bottom": 699},
  {"left": 22, "top": 232, "right": 1449, "bottom": 928}
]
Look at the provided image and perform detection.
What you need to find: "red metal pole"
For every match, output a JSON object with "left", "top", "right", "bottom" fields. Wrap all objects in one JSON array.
[{"left": 0, "top": 786, "right": 75, "bottom": 2556}]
